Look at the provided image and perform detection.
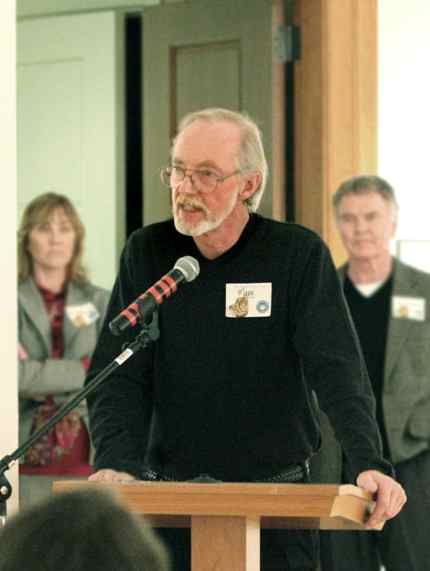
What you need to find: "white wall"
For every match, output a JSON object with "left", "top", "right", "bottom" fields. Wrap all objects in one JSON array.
[
  {"left": 18, "top": 12, "right": 123, "bottom": 291},
  {"left": 0, "top": 0, "right": 19, "bottom": 515},
  {"left": 379, "top": 0, "right": 430, "bottom": 270}
]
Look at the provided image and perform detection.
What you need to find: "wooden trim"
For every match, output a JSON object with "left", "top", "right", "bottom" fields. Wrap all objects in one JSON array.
[
  {"left": 295, "top": 0, "right": 377, "bottom": 265},
  {"left": 294, "top": 0, "right": 324, "bottom": 235},
  {"left": 271, "top": 0, "right": 286, "bottom": 221}
]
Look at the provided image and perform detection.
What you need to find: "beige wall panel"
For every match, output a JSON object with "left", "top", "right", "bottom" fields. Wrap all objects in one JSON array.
[{"left": 173, "top": 42, "right": 241, "bottom": 124}]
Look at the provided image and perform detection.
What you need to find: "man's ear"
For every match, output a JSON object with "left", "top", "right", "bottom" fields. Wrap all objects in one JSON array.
[
  {"left": 390, "top": 206, "right": 398, "bottom": 239},
  {"left": 239, "top": 172, "right": 262, "bottom": 201},
  {"left": 391, "top": 216, "right": 398, "bottom": 239}
]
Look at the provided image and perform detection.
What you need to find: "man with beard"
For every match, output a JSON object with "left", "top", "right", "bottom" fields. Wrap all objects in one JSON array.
[{"left": 85, "top": 109, "right": 405, "bottom": 571}]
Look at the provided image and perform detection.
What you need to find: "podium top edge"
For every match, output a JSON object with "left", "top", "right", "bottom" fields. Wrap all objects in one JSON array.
[{"left": 53, "top": 481, "right": 372, "bottom": 501}]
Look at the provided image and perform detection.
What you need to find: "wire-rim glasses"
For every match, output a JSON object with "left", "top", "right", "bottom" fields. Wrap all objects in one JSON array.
[{"left": 160, "top": 165, "right": 242, "bottom": 194}]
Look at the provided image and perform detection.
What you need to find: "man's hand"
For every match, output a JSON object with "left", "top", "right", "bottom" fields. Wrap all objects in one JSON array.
[
  {"left": 89, "top": 469, "right": 136, "bottom": 483},
  {"left": 356, "top": 470, "right": 407, "bottom": 529}
]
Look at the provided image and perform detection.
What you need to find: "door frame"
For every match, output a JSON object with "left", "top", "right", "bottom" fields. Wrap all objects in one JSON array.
[{"left": 294, "top": 0, "right": 377, "bottom": 264}]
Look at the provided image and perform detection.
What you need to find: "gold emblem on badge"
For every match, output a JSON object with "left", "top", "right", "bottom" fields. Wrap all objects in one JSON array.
[
  {"left": 398, "top": 305, "right": 409, "bottom": 318},
  {"left": 229, "top": 296, "right": 249, "bottom": 317}
]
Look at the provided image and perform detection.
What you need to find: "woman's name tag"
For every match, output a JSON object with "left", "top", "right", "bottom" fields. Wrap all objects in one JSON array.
[{"left": 66, "top": 302, "right": 100, "bottom": 327}]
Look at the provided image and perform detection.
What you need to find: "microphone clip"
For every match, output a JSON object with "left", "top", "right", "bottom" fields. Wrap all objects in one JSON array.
[{"left": 121, "top": 311, "right": 160, "bottom": 355}]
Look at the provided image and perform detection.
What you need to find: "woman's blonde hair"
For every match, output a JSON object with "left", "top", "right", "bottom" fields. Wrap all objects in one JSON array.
[{"left": 18, "top": 192, "right": 88, "bottom": 284}]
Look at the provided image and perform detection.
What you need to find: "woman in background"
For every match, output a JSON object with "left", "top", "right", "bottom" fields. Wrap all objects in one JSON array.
[{"left": 17, "top": 192, "right": 110, "bottom": 507}]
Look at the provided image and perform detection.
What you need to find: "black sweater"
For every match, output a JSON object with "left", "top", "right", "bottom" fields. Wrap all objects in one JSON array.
[
  {"left": 344, "top": 275, "right": 393, "bottom": 459},
  {"left": 87, "top": 215, "right": 392, "bottom": 481}
]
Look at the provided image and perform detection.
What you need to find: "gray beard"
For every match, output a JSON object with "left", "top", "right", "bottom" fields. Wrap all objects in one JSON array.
[{"left": 173, "top": 216, "right": 220, "bottom": 236}]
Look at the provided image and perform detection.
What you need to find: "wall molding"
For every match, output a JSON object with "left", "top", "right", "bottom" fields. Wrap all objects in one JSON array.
[{"left": 18, "top": 0, "right": 158, "bottom": 19}]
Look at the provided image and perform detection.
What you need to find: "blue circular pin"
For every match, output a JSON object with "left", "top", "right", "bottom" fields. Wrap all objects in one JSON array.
[{"left": 256, "top": 300, "right": 269, "bottom": 314}]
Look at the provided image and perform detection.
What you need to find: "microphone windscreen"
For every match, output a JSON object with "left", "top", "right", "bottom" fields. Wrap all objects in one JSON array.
[{"left": 174, "top": 256, "right": 200, "bottom": 282}]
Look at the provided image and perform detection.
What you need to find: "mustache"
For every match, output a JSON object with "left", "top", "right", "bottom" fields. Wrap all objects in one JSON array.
[{"left": 175, "top": 195, "right": 208, "bottom": 214}]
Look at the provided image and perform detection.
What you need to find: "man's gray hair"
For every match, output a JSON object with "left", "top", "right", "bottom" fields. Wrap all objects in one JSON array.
[
  {"left": 175, "top": 108, "right": 268, "bottom": 212},
  {"left": 333, "top": 175, "right": 398, "bottom": 217}
]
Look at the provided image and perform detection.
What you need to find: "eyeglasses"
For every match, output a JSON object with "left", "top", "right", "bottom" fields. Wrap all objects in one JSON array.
[{"left": 160, "top": 165, "right": 241, "bottom": 194}]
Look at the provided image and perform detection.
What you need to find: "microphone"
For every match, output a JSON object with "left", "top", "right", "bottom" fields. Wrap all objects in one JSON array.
[{"left": 109, "top": 256, "right": 200, "bottom": 336}]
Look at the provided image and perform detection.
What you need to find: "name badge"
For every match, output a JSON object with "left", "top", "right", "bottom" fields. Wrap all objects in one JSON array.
[
  {"left": 66, "top": 302, "right": 100, "bottom": 327},
  {"left": 392, "top": 295, "right": 426, "bottom": 321},
  {"left": 226, "top": 283, "right": 272, "bottom": 318}
]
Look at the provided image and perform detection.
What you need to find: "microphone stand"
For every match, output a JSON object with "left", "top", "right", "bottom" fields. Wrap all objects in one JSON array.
[{"left": 0, "top": 315, "right": 159, "bottom": 522}]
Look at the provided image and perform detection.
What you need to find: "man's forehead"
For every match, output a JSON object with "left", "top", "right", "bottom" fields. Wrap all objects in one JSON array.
[
  {"left": 173, "top": 120, "right": 240, "bottom": 154},
  {"left": 339, "top": 191, "right": 390, "bottom": 211}
]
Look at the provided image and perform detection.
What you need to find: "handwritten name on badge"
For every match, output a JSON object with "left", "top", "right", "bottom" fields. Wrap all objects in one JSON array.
[
  {"left": 226, "top": 283, "right": 272, "bottom": 318},
  {"left": 392, "top": 295, "right": 426, "bottom": 321},
  {"left": 66, "top": 302, "right": 100, "bottom": 327}
]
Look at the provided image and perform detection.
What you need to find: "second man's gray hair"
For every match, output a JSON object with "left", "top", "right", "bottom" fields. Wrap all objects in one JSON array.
[{"left": 333, "top": 175, "right": 398, "bottom": 218}]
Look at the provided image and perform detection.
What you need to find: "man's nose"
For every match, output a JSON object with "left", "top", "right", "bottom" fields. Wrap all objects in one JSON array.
[
  {"left": 177, "top": 172, "right": 197, "bottom": 193},
  {"left": 355, "top": 218, "right": 368, "bottom": 232}
]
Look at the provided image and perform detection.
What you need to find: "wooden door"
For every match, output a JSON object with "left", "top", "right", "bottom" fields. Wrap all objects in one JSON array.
[{"left": 142, "top": 0, "right": 285, "bottom": 225}]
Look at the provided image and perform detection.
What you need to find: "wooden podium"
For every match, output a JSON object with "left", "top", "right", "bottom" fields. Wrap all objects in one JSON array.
[{"left": 54, "top": 481, "right": 376, "bottom": 571}]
